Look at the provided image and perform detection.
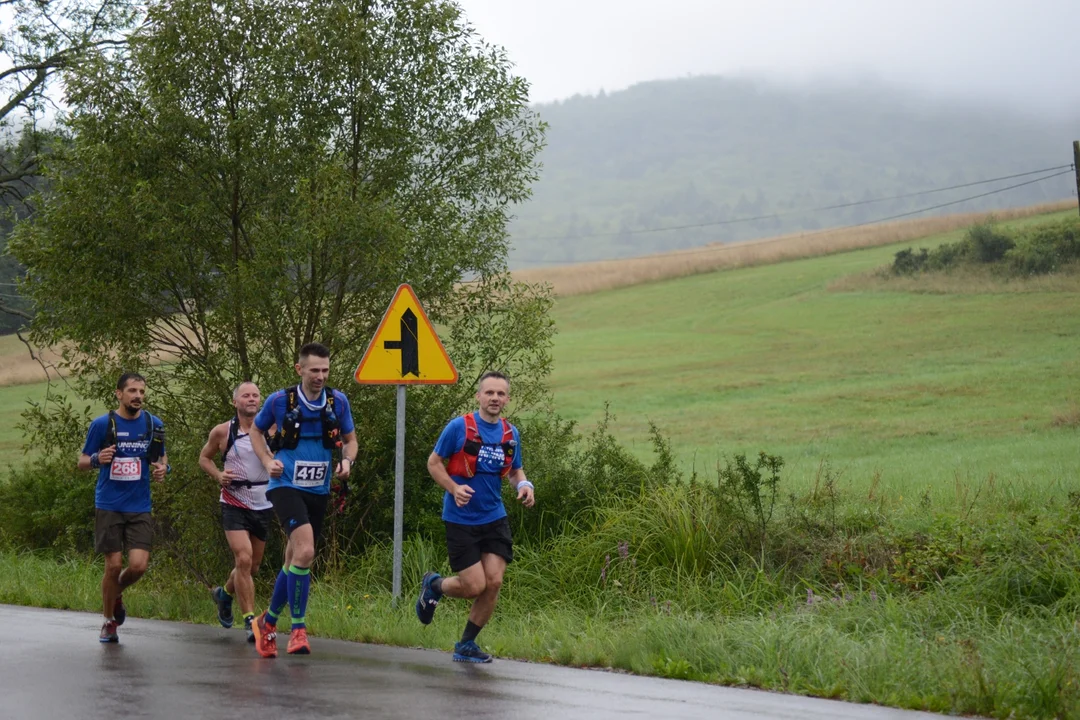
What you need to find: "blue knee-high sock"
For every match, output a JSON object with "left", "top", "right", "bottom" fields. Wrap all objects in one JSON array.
[
  {"left": 287, "top": 564, "right": 311, "bottom": 629},
  {"left": 267, "top": 567, "right": 289, "bottom": 623}
]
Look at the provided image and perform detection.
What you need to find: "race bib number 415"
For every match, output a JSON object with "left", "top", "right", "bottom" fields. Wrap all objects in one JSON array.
[
  {"left": 109, "top": 457, "right": 143, "bottom": 482},
  {"left": 293, "top": 460, "right": 329, "bottom": 488}
]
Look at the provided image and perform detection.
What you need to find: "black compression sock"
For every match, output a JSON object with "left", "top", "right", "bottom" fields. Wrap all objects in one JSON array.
[
  {"left": 431, "top": 576, "right": 443, "bottom": 595},
  {"left": 461, "top": 620, "right": 482, "bottom": 644}
]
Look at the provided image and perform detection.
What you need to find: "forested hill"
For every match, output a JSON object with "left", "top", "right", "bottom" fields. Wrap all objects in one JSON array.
[{"left": 508, "top": 76, "right": 1079, "bottom": 267}]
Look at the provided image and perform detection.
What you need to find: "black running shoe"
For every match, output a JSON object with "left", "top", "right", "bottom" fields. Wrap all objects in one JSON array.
[
  {"left": 113, "top": 595, "right": 126, "bottom": 626},
  {"left": 245, "top": 615, "right": 255, "bottom": 643},
  {"left": 212, "top": 586, "right": 234, "bottom": 628},
  {"left": 415, "top": 571, "right": 441, "bottom": 625}
]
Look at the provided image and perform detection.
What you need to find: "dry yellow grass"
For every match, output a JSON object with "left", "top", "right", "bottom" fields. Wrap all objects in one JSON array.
[
  {"left": 0, "top": 334, "right": 65, "bottom": 387},
  {"left": 513, "top": 200, "right": 1076, "bottom": 296}
]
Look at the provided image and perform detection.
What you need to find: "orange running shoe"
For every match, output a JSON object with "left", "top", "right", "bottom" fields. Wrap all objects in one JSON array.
[
  {"left": 251, "top": 611, "right": 278, "bottom": 658},
  {"left": 287, "top": 627, "right": 311, "bottom": 655}
]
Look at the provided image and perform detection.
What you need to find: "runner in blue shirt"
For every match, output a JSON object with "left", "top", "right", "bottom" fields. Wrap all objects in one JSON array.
[
  {"left": 78, "top": 373, "right": 168, "bottom": 643},
  {"left": 247, "top": 342, "right": 358, "bottom": 657},
  {"left": 414, "top": 371, "right": 535, "bottom": 663}
]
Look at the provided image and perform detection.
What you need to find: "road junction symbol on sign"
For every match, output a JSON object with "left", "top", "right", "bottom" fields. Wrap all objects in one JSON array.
[{"left": 353, "top": 283, "right": 458, "bottom": 385}]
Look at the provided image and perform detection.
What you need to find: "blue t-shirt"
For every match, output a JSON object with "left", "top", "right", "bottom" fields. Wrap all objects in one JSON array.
[
  {"left": 433, "top": 413, "right": 523, "bottom": 525},
  {"left": 82, "top": 411, "right": 165, "bottom": 513},
  {"left": 255, "top": 387, "right": 355, "bottom": 495}
]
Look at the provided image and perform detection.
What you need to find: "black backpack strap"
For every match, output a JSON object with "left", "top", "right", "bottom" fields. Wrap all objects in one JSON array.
[
  {"left": 321, "top": 387, "right": 343, "bottom": 451},
  {"left": 103, "top": 410, "right": 117, "bottom": 449},
  {"left": 147, "top": 413, "right": 165, "bottom": 463},
  {"left": 222, "top": 415, "right": 240, "bottom": 463}
]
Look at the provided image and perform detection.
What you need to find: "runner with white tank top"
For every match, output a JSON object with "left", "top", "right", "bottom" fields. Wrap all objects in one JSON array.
[
  {"left": 199, "top": 381, "right": 276, "bottom": 641},
  {"left": 221, "top": 430, "right": 272, "bottom": 511}
]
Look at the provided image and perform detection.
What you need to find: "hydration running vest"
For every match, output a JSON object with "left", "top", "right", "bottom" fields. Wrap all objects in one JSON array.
[
  {"left": 268, "top": 385, "right": 343, "bottom": 452},
  {"left": 445, "top": 413, "right": 515, "bottom": 478},
  {"left": 102, "top": 410, "right": 164, "bottom": 463},
  {"left": 222, "top": 414, "right": 273, "bottom": 489}
]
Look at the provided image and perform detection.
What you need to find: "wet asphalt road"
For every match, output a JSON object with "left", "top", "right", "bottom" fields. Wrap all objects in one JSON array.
[{"left": 2, "top": 605, "right": 949, "bottom": 720}]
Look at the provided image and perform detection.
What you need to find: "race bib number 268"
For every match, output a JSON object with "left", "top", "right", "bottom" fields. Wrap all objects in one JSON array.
[
  {"left": 109, "top": 458, "right": 142, "bottom": 482},
  {"left": 293, "top": 460, "right": 328, "bottom": 488}
]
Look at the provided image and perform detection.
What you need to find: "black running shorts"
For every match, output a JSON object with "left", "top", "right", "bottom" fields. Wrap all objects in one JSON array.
[
  {"left": 444, "top": 517, "right": 513, "bottom": 573},
  {"left": 220, "top": 503, "right": 275, "bottom": 543},
  {"left": 266, "top": 487, "right": 329, "bottom": 540},
  {"left": 95, "top": 509, "right": 153, "bottom": 554}
]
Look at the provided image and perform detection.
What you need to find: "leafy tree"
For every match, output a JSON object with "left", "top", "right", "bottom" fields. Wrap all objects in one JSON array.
[
  {"left": 10, "top": 0, "right": 550, "bottom": 561},
  {"left": 0, "top": 0, "right": 138, "bottom": 326}
]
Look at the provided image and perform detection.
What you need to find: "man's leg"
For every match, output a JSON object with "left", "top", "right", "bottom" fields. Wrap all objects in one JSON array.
[
  {"left": 102, "top": 552, "right": 123, "bottom": 620},
  {"left": 285, "top": 523, "right": 315, "bottom": 631},
  {"left": 224, "top": 530, "right": 255, "bottom": 615},
  {"left": 466, "top": 553, "right": 507, "bottom": 629},
  {"left": 434, "top": 563, "right": 487, "bottom": 599},
  {"left": 265, "top": 539, "right": 292, "bottom": 626},
  {"left": 119, "top": 549, "right": 150, "bottom": 590},
  {"left": 239, "top": 533, "right": 267, "bottom": 638}
]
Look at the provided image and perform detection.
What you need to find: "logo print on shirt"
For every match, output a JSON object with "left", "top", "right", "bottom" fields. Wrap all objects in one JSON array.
[{"left": 476, "top": 445, "right": 505, "bottom": 472}]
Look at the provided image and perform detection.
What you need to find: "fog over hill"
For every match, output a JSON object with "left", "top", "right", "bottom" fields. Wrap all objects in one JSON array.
[{"left": 507, "top": 76, "right": 1079, "bottom": 268}]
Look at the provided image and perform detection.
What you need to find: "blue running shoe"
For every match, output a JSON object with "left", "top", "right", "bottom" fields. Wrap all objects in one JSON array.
[
  {"left": 453, "top": 640, "right": 492, "bottom": 663},
  {"left": 212, "top": 586, "right": 234, "bottom": 628},
  {"left": 415, "top": 571, "right": 442, "bottom": 625}
]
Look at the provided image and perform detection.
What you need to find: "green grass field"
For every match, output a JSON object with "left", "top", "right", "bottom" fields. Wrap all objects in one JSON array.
[
  {"left": 548, "top": 211, "right": 1080, "bottom": 505},
  {"left": 0, "top": 381, "right": 68, "bottom": 462}
]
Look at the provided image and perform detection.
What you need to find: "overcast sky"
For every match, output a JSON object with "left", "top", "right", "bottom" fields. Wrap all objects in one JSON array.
[{"left": 455, "top": 0, "right": 1080, "bottom": 115}]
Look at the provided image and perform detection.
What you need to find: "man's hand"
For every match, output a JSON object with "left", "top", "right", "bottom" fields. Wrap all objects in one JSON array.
[
  {"left": 151, "top": 460, "right": 168, "bottom": 483},
  {"left": 452, "top": 484, "right": 474, "bottom": 507},
  {"left": 217, "top": 468, "right": 237, "bottom": 488},
  {"left": 335, "top": 457, "right": 352, "bottom": 480},
  {"left": 516, "top": 482, "right": 535, "bottom": 508},
  {"left": 98, "top": 445, "right": 117, "bottom": 465},
  {"left": 264, "top": 459, "right": 284, "bottom": 478}
]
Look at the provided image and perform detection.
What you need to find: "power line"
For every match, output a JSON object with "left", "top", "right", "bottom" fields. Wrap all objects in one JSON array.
[
  {"left": 513, "top": 163, "right": 1075, "bottom": 246},
  {"left": 514, "top": 168, "right": 1074, "bottom": 266}
]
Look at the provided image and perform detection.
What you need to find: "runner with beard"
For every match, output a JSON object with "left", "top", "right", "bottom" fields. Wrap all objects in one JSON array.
[
  {"left": 200, "top": 381, "right": 274, "bottom": 642},
  {"left": 78, "top": 373, "right": 168, "bottom": 643}
]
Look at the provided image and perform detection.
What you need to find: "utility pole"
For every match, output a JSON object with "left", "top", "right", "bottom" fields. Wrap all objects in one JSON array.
[{"left": 1074, "top": 141, "right": 1080, "bottom": 217}]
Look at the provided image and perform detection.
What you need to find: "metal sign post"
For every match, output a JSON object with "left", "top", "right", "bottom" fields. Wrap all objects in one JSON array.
[
  {"left": 355, "top": 284, "right": 458, "bottom": 602},
  {"left": 392, "top": 384, "right": 405, "bottom": 600}
]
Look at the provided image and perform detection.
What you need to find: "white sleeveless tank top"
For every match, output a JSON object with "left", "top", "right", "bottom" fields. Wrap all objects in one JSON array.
[{"left": 219, "top": 432, "right": 272, "bottom": 511}]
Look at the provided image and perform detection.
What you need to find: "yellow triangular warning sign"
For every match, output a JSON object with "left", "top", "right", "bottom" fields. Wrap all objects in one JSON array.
[{"left": 354, "top": 284, "right": 458, "bottom": 385}]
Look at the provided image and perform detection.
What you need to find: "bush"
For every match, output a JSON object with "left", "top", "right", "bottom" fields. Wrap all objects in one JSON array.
[
  {"left": 1006, "top": 217, "right": 1080, "bottom": 275},
  {"left": 890, "top": 217, "right": 1080, "bottom": 278},
  {"left": 892, "top": 248, "right": 930, "bottom": 275},
  {"left": 966, "top": 222, "right": 1015, "bottom": 264}
]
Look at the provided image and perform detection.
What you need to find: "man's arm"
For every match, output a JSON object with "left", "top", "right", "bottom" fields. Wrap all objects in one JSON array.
[
  {"left": 248, "top": 425, "right": 282, "bottom": 478},
  {"left": 428, "top": 452, "right": 474, "bottom": 507},
  {"left": 506, "top": 467, "right": 535, "bottom": 507},
  {"left": 77, "top": 420, "right": 113, "bottom": 471},
  {"left": 151, "top": 452, "right": 169, "bottom": 483},
  {"left": 199, "top": 423, "right": 233, "bottom": 487},
  {"left": 335, "top": 431, "right": 358, "bottom": 478}
]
